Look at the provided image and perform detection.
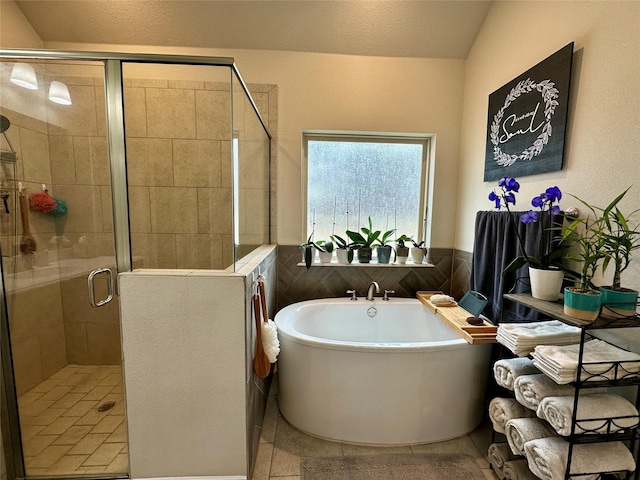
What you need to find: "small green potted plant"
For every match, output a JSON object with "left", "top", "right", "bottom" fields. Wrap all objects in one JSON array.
[
  {"left": 596, "top": 188, "right": 639, "bottom": 317},
  {"left": 314, "top": 239, "right": 334, "bottom": 263},
  {"left": 561, "top": 198, "right": 607, "bottom": 321},
  {"left": 395, "top": 235, "right": 411, "bottom": 264},
  {"left": 375, "top": 227, "right": 396, "bottom": 264},
  {"left": 300, "top": 234, "right": 315, "bottom": 269},
  {"left": 331, "top": 234, "right": 354, "bottom": 264},
  {"left": 346, "top": 216, "right": 380, "bottom": 263},
  {"left": 409, "top": 238, "right": 427, "bottom": 264}
]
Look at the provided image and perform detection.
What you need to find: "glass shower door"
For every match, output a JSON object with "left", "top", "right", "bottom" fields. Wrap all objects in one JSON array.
[{"left": 0, "top": 58, "right": 128, "bottom": 478}]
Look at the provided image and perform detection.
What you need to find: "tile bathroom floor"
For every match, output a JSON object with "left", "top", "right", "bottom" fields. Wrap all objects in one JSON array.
[
  {"left": 252, "top": 377, "right": 500, "bottom": 480},
  {"left": 17, "top": 364, "right": 128, "bottom": 477}
]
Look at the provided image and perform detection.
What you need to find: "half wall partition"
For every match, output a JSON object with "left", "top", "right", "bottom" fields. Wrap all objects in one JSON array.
[{"left": 0, "top": 49, "right": 271, "bottom": 480}]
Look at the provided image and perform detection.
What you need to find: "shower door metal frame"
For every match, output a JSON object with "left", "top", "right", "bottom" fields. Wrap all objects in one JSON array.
[{"left": 0, "top": 48, "right": 272, "bottom": 480}]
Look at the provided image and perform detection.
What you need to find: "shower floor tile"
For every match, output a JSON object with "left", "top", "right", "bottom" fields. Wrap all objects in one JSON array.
[{"left": 18, "top": 364, "right": 128, "bottom": 477}]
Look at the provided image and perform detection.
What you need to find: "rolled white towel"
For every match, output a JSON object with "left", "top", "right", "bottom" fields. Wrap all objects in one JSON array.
[
  {"left": 505, "top": 417, "right": 556, "bottom": 455},
  {"left": 532, "top": 339, "right": 640, "bottom": 384},
  {"left": 537, "top": 393, "right": 639, "bottom": 436},
  {"left": 513, "top": 374, "right": 605, "bottom": 411},
  {"left": 488, "top": 442, "right": 518, "bottom": 479},
  {"left": 503, "top": 459, "right": 539, "bottom": 480},
  {"left": 513, "top": 374, "right": 579, "bottom": 410},
  {"left": 430, "top": 294, "right": 455, "bottom": 305},
  {"left": 489, "top": 397, "right": 535, "bottom": 433},
  {"left": 524, "top": 437, "right": 635, "bottom": 480},
  {"left": 494, "top": 357, "right": 540, "bottom": 391}
]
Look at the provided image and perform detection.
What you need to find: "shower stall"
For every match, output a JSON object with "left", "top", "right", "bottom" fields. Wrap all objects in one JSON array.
[{"left": 0, "top": 50, "right": 271, "bottom": 479}]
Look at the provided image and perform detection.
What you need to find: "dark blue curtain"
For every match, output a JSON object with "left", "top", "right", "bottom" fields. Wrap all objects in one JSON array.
[{"left": 470, "top": 210, "right": 551, "bottom": 323}]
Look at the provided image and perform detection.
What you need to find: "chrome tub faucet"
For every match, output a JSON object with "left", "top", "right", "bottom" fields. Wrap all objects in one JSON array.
[{"left": 366, "top": 281, "right": 380, "bottom": 301}]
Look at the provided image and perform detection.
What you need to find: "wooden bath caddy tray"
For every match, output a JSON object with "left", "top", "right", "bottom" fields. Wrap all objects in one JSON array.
[{"left": 416, "top": 291, "right": 497, "bottom": 345}]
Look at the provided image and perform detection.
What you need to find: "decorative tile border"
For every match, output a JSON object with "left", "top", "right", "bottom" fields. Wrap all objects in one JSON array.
[{"left": 275, "top": 245, "right": 472, "bottom": 311}]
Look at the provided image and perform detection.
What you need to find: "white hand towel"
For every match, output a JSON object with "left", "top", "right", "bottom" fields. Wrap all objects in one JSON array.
[
  {"left": 488, "top": 443, "right": 517, "bottom": 479},
  {"left": 489, "top": 397, "right": 535, "bottom": 433},
  {"left": 503, "top": 459, "right": 539, "bottom": 480},
  {"left": 537, "top": 393, "right": 639, "bottom": 436},
  {"left": 524, "top": 437, "right": 635, "bottom": 480},
  {"left": 532, "top": 339, "right": 640, "bottom": 384},
  {"left": 505, "top": 417, "right": 556, "bottom": 455},
  {"left": 513, "top": 374, "right": 579, "bottom": 411},
  {"left": 494, "top": 357, "right": 540, "bottom": 391}
]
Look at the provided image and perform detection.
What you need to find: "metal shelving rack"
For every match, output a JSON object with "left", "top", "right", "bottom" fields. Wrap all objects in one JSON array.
[{"left": 498, "top": 293, "right": 640, "bottom": 480}]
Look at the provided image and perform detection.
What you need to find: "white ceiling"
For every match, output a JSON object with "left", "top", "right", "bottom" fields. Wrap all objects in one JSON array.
[{"left": 13, "top": 0, "right": 492, "bottom": 59}]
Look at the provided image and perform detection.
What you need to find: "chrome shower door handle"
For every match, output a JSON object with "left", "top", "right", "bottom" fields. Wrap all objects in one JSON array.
[{"left": 88, "top": 267, "right": 114, "bottom": 307}]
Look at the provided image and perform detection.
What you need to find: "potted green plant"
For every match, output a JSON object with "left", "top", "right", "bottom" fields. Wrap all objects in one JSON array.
[
  {"left": 346, "top": 216, "right": 380, "bottom": 263},
  {"left": 395, "top": 235, "right": 411, "bottom": 264},
  {"left": 375, "top": 227, "right": 396, "bottom": 264},
  {"left": 489, "top": 177, "right": 567, "bottom": 300},
  {"left": 300, "top": 234, "right": 315, "bottom": 269},
  {"left": 314, "top": 239, "right": 334, "bottom": 263},
  {"left": 409, "top": 238, "right": 427, "bottom": 264},
  {"left": 561, "top": 198, "right": 607, "bottom": 321},
  {"left": 331, "top": 234, "right": 354, "bottom": 264},
  {"left": 596, "top": 188, "right": 639, "bottom": 317}
]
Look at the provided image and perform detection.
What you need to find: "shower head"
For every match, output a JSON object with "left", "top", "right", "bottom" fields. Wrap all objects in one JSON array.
[{"left": 0, "top": 115, "right": 17, "bottom": 163}]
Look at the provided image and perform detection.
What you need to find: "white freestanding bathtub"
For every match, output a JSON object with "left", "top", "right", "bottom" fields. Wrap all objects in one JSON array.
[{"left": 274, "top": 297, "right": 492, "bottom": 445}]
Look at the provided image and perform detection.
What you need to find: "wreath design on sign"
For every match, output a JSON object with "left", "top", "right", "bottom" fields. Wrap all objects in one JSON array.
[{"left": 490, "top": 78, "right": 559, "bottom": 167}]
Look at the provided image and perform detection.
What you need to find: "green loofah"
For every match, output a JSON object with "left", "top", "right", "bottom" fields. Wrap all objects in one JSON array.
[{"left": 48, "top": 197, "right": 68, "bottom": 217}]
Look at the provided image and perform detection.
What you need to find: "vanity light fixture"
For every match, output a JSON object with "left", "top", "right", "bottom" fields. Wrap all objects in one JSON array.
[
  {"left": 10, "top": 62, "right": 38, "bottom": 90},
  {"left": 48, "top": 81, "right": 72, "bottom": 105}
]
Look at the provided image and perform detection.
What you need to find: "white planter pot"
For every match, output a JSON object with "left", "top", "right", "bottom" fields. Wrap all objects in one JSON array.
[
  {"left": 318, "top": 251, "right": 333, "bottom": 263},
  {"left": 529, "top": 267, "right": 564, "bottom": 301},
  {"left": 336, "top": 249, "right": 352, "bottom": 264},
  {"left": 410, "top": 247, "right": 426, "bottom": 264}
]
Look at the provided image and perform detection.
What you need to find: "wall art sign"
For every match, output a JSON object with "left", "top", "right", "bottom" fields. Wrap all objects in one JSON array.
[{"left": 484, "top": 42, "right": 574, "bottom": 181}]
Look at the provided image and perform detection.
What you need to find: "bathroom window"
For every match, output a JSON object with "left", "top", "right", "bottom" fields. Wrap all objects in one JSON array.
[{"left": 303, "top": 132, "right": 431, "bottom": 244}]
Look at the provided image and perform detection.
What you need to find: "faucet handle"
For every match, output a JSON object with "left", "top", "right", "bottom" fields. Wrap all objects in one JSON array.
[
  {"left": 383, "top": 290, "right": 395, "bottom": 301},
  {"left": 346, "top": 289, "right": 358, "bottom": 301}
]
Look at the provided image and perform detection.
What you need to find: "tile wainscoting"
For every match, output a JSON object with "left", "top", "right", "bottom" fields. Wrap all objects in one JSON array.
[{"left": 275, "top": 245, "right": 473, "bottom": 310}]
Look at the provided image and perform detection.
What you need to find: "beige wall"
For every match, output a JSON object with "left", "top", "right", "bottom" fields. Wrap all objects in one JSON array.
[
  {"left": 456, "top": 1, "right": 640, "bottom": 291},
  {"left": 0, "top": 1, "right": 42, "bottom": 49},
  {"left": 41, "top": 42, "right": 467, "bottom": 249}
]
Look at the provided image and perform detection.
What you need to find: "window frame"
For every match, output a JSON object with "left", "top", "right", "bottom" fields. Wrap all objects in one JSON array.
[{"left": 302, "top": 131, "right": 433, "bottom": 248}]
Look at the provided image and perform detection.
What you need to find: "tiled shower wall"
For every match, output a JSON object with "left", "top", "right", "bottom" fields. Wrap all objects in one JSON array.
[
  {"left": 124, "top": 77, "right": 277, "bottom": 269},
  {"left": 276, "top": 245, "right": 473, "bottom": 309}
]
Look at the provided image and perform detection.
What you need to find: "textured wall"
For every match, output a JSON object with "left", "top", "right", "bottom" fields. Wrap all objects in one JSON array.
[
  {"left": 456, "top": 1, "right": 640, "bottom": 292},
  {"left": 120, "top": 270, "right": 247, "bottom": 478}
]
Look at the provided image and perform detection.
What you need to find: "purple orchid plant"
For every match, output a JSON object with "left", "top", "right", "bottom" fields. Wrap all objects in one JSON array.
[{"left": 489, "top": 177, "right": 565, "bottom": 275}]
